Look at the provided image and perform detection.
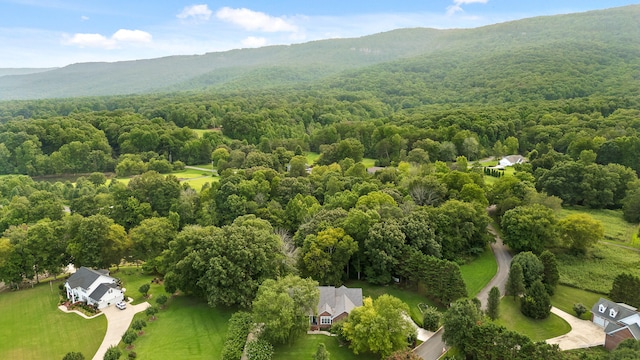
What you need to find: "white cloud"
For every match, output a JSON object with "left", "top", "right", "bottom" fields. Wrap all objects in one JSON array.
[
  {"left": 81, "top": 15, "right": 89, "bottom": 21},
  {"left": 63, "top": 29, "right": 152, "bottom": 49},
  {"left": 447, "top": 0, "right": 489, "bottom": 16},
  {"left": 177, "top": 4, "right": 212, "bottom": 21},
  {"left": 216, "top": 7, "right": 298, "bottom": 33},
  {"left": 112, "top": 29, "right": 152, "bottom": 43},
  {"left": 241, "top": 36, "right": 267, "bottom": 47}
]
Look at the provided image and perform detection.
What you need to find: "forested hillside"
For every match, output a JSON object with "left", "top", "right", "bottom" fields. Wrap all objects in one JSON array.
[{"left": 0, "top": 5, "right": 638, "bottom": 100}]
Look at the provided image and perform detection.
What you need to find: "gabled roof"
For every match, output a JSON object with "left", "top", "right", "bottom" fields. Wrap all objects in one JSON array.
[
  {"left": 88, "top": 283, "right": 118, "bottom": 301},
  {"left": 500, "top": 155, "right": 525, "bottom": 165},
  {"left": 66, "top": 267, "right": 110, "bottom": 290},
  {"left": 314, "top": 286, "right": 363, "bottom": 319},
  {"left": 592, "top": 298, "right": 638, "bottom": 323}
]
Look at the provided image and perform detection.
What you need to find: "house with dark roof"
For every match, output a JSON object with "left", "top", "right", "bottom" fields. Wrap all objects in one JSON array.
[
  {"left": 591, "top": 298, "right": 640, "bottom": 350},
  {"left": 309, "top": 285, "right": 363, "bottom": 330},
  {"left": 64, "top": 267, "right": 124, "bottom": 309}
]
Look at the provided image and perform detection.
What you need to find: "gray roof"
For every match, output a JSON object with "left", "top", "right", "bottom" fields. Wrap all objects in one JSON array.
[
  {"left": 314, "top": 286, "right": 363, "bottom": 319},
  {"left": 629, "top": 323, "right": 640, "bottom": 339},
  {"left": 88, "top": 283, "right": 118, "bottom": 301},
  {"left": 67, "top": 267, "right": 109, "bottom": 290},
  {"left": 592, "top": 298, "right": 638, "bottom": 324}
]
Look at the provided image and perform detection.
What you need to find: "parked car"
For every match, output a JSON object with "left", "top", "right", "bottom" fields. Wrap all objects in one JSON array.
[{"left": 116, "top": 301, "right": 127, "bottom": 310}]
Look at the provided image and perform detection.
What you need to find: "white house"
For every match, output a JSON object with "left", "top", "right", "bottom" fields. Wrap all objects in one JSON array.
[
  {"left": 498, "top": 155, "right": 525, "bottom": 168},
  {"left": 591, "top": 298, "right": 640, "bottom": 350},
  {"left": 64, "top": 267, "right": 125, "bottom": 309}
]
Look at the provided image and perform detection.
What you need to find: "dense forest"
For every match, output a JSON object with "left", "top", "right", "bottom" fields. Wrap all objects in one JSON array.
[{"left": 1, "top": 5, "right": 640, "bottom": 360}]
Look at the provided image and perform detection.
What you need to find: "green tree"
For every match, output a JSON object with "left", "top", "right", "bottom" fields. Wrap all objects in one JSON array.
[
  {"left": 610, "top": 339, "right": 640, "bottom": 359},
  {"left": 521, "top": 280, "right": 551, "bottom": 320},
  {"left": 487, "top": 286, "right": 500, "bottom": 320},
  {"left": 622, "top": 189, "right": 640, "bottom": 223},
  {"left": 129, "top": 217, "right": 176, "bottom": 268},
  {"left": 422, "top": 307, "right": 441, "bottom": 332},
  {"left": 501, "top": 205, "right": 557, "bottom": 253},
  {"left": 62, "top": 352, "right": 85, "bottom": 360},
  {"left": 251, "top": 275, "right": 319, "bottom": 345},
  {"left": 364, "top": 220, "right": 406, "bottom": 284},
  {"left": 442, "top": 298, "right": 483, "bottom": 355},
  {"left": 539, "top": 250, "right": 559, "bottom": 295},
  {"left": 155, "top": 294, "right": 168, "bottom": 308},
  {"left": 103, "top": 345, "right": 121, "bottom": 360},
  {"left": 511, "top": 252, "right": 544, "bottom": 289},
  {"left": 386, "top": 350, "right": 421, "bottom": 360},
  {"left": 288, "top": 155, "right": 308, "bottom": 177},
  {"left": 558, "top": 214, "right": 604, "bottom": 253},
  {"left": 506, "top": 263, "right": 525, "bottom": 300},
  {"left": 138, "top": 283, "right": 150, "bottom": 297},
  {"left": 610, "top": 273, "right": 640, "bottom": 308},
  {"left": 122, "top": 329, "right": 138, "bottom": 347},
  {"left": 314, "top": 343, "right": 330, "bottom": 360},
  {"left": 300, "top": 227, "right": 358, "bottom": 286},
  {"left": 504, "top": 136, "right": 519, "bottom": 155},
  {"left": 131, "top": 319, "right": 147, "bottom": 332},
  {"left": 342, "top": 295, "right": 415, "bottom": 358},
  {"left": 145, "top": 306, "right": 158, "bottom": 320},
  {"left": 573, "top": 303, "right": 587, "bottom": 319},
  {"left": 221, "top": 311, "right": 253, "bottom": 360}
]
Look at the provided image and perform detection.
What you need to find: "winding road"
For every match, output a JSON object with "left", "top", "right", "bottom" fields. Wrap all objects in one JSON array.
[{"left": 414, "top": 223, "right": 512, "bottom": 359}]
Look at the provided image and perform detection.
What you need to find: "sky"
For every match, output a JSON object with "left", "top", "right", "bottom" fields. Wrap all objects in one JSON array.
[{"left": 0, "top": 0, "right": 637, "bottom": 68}]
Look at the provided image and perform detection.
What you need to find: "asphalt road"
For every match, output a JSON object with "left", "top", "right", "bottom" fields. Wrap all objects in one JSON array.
[
  {"left": 414, "top": 328, "right": 446, "bottom": 360},
  {"left": 476, "top": 224, "right": 513, "bottom": 309}
]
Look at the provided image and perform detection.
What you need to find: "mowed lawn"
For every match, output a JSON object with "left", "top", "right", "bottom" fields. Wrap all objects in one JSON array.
[
  {"left": 459, "top": 248, "right": 498, "bottom": 298},
  {"left": 115, "top": 267, "right": 233, "bottom": 359},
  {"left": 0, "top": 281, "right": 107, "bottom": 360},
  {"left": 274, "top": 334, "right": 376, "bottom": 360},
  {"left": 128, "top": 296, "right": 233, "bottom": 360},
  {"left": 495, "top": 297, "right": 570, "bottom": 341},
  {"left": 551, "top": 285, "right": 604, "bottom": 320}
]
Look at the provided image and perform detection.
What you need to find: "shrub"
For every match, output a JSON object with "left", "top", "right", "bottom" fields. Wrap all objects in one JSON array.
[
  {"left": 245, "top": 339, "right": 273, "bottom": 360},
  {"left": 155, "top": 294, "right": 168, "bottom": 307},
  {"left": 221, "top": 311, "right": 253, "bottom": 360},
  {"left": 422, "top": 307, "right": 441, "bottom": 332},
  {"left": 103, "top": 346, "right": 121, "bottom": 360},
  {"left": 573, "top": 303, "right": 587, "bottom": 319},
  {"left": 63, "top": 352, "right": 85, "bottom": 360},
  {"left": 128, "top": 352, "right": 137, "bottom": 359}
]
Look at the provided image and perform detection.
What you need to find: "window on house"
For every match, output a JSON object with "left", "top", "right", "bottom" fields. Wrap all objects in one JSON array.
[
  {"left": 599, "top": 304, "right": 606, "bottom": 313},
  {"left": 610, "top": 309, "right": 618, "bottom": 318},
  {"left": 320, "top": 316, "right": 332, "bottom": 325}
]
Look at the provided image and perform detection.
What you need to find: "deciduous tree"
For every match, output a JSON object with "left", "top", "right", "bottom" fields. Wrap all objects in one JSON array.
[
  {"left": 300, "top": 227, "right": 358, "bottom": 286},
  {"left": 558, "top": 214, "right": 604, "bottom": 253}
]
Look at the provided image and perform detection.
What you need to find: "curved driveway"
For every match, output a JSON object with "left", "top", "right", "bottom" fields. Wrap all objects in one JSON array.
[
  {"left": 477, "top": 224, "right": 512, "bottom": 309},
  {"left": 91, "top": 301, "right": 150, "bottom": 360},
  {"left": 546, "top": 307, "right": 604, "bottom": 350}
]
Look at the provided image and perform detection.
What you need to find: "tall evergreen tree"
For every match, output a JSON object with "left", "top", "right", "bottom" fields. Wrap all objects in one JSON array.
[
  {"left": 610, "top": 273, "right": 640, "bottom": 308},
  {"left": 506, "top": 263, "right": 525, "bottom": 300},
  {"left": 521, "top": 280, "right": 551, "bottom": 320},
  {"left": 539, "top": 250, "right": 559, "bottom": 296},
  {"left": 487, "top": 286, "right": 501, "bottom": 320}
]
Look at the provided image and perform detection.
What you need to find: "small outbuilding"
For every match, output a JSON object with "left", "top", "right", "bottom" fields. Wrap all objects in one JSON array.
[{"left": 64, "top": 267, "right": 125, "bottom": 309}]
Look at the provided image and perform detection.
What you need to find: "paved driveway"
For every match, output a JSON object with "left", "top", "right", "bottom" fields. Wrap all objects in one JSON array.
[
  {"left": 92, "top": 301, "right": 150, "bottom": 360},
  {"left": 476, "top": 224, "right": 512, "bottom": 309},
  {"left": 546, "top": 307, "right": 605, "bottom": 350}
]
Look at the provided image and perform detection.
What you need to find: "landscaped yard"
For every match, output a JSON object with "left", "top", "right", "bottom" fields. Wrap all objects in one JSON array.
[
  {"left": 273, "top": 334, "right": 375, "bottom": 360},
  {"left": 495, "top": 297, "right": 571, "bottom": 341},
  {"left": 550, "top": 285, "right": 604, "bottom": 320},
  {"left": 0, "top": 281, "right": 107, "bottom": 360},
  {"left": 459, "top": 248, "right": 498, "bottom": 298},
  {"left": 114, "top": 267, "right": 233, "bottom": 359},
  {"left": 555, "top": 242, "right": 640, "bottom": 294},
  {"left": 345, "top": 280, "right": 441, "bottom": 327}
]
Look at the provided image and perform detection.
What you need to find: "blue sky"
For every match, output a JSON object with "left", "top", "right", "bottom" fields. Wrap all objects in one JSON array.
[{"left": 0, "top": 0, "right": 637, "bottom": 68}]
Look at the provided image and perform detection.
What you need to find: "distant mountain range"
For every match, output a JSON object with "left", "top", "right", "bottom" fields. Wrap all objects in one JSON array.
[{"left": 0, "top": 5, "right": 638, "bottom": 101}]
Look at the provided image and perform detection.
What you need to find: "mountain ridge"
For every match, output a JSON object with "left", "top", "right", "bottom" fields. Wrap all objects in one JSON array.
[{"left": 0, "top": 4, "right": 638, "bottom": 100}]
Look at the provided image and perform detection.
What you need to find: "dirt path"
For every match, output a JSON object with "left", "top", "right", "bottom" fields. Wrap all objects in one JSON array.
[{"left": 477, "top": 224, "right": 513, "bottom": 309}]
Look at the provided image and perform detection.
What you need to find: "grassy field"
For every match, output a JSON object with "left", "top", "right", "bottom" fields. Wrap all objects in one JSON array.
[
  {"left": 557, "top": 207, "right": 639, "bottom": 246},
  {"left": 550, "top": 285, "right": 604, "bottom": 320},
  {"left": 556, "top": 242, "right": 640, "bottom": 294},
  {"left": 459, "top": 248, "right": 498, "bottom": 298},
  {"left": 483, "top": 166, "right": 516, "bottom": 186},
  {"left": 306, "top": 152, "right": 321, "bottom": 165},
  {"left": 114, "top": 267, "right": 233, "bottom": 359},
  {"left": 495, "top": 297, "right": 570, "bottom": 341},
  {"left": 345, "top": 280, "right": 441, "bottom": 327},
  {"left": 273, "top": 335, "right": 375, "bottom": 360},
  {"left": 111, "top": 167, "right": 219, "bottom": 192},
  {"left": 0, "top": 280, "right": 107, "bottom": 360}
]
